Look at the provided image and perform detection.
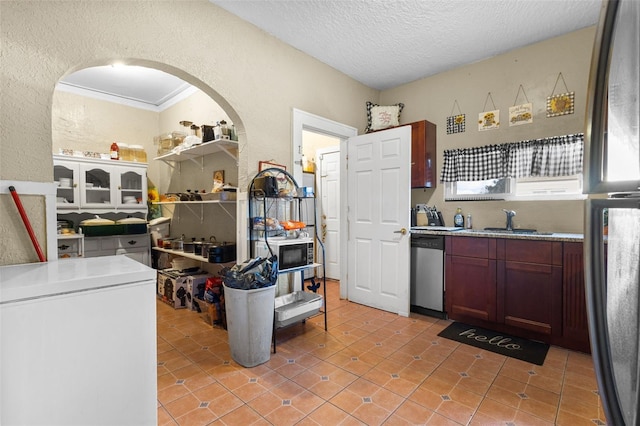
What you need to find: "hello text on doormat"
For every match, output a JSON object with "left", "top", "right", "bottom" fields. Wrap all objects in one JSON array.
[{"left": 437, "top": 322, "right": 549, "bottom": 365}]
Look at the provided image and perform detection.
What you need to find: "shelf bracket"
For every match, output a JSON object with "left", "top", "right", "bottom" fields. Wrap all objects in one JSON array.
[
  {"left": 218, "top": 202, "right": 235, "bottom": 220},
  {"left": 216, "top": 144, "right": 238, "bottom": 163},
  {"left": 184, "top": 155, "right": 205, "bottom": 171},
  {"left": 159, "top": 160, "right": 177, "bottom": 172}
]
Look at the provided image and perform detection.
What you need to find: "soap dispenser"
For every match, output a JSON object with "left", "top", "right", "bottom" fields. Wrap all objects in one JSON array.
[{"left": 454, "top": 207, "right": 464, "bottom": 228}]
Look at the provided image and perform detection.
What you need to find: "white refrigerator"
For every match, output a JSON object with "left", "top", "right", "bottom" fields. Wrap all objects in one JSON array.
[
  {"left": 0, "top": 256, "right": 157, "bottom": 425},
  {"left": 584, "top": 0, "right": 640, "bottom": 424}
]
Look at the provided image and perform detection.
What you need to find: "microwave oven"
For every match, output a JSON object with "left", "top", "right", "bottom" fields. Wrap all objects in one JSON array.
[{"left": 254, "top": 237, "right": 314, "bottom": 272}]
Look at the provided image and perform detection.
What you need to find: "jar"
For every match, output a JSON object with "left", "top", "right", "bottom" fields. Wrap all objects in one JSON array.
[
  {"left": 110, "top": 142, "right": 119, "bottom": 160},
  {"left": 219, "top": 120, "right": 229, "bottom": 138},
  {"left": 118, "top": 143, "right": 132, "bottom": 161},
  {"left": 130, "top": 145, "right": 147, "bottom": 162}
]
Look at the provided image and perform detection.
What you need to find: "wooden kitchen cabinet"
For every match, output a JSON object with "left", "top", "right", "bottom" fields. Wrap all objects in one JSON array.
[
  {"left": 562, "top": 242, "right": 590, "bottom": 353},
  {"left": 496, "top": 239, "right": 563, "bottom": 337},
  {"left": 445, "top": 236, "right": 497, "bottom": 322},
  {"left": 407, "top": 120, "right": 436, "bottom": 188}
]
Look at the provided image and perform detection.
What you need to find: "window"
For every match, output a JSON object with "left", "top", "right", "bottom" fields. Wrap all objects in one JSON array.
[
  {"left": 441, "top": 133, "right": 585, "bottom": 201},
  {"left": 445, "top": 174, "right": 584, "bottom": 201}
]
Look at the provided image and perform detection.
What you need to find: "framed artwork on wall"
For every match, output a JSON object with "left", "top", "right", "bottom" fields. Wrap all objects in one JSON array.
[{"left": 259, "top": 161, "right": 286, "bottom": 172}]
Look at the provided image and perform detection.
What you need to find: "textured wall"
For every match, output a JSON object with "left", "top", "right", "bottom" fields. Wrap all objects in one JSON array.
[
  {"left": 0, "top": 0, "right": 376, "bottom": 265},
  {"left": 381, "top": 27, "right": 596, "bottom": 234}
]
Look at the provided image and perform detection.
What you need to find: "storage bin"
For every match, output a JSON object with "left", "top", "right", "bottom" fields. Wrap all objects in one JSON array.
[{"left": 223, "top": 283, "right": 276, "bottom": 367}]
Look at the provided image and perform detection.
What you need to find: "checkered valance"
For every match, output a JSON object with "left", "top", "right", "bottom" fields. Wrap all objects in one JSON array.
[{"left": 440, "top": 133, "right": 584, "bottom": 182}]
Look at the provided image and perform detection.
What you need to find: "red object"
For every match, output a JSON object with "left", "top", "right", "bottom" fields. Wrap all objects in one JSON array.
[
  {"left": 110, "top": 142, "right": 119, "bottom": 160},
  {"left": 8, "top": 186, "right": 46, "bottom": 262}
]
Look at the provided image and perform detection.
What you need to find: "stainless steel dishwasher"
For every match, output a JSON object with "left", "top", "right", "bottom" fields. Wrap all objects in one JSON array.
[{"left": 410, "top": 234, "right": 446, "bottom": 319}]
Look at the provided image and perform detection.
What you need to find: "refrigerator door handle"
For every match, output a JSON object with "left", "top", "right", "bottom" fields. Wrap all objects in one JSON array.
[{"left": 585, "top": 197, "right": 640, "bottom": 425}]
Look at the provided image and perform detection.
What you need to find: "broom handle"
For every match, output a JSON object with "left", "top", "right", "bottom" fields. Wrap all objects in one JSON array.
[{"left": 8, "top": 186, "right": 47, "bottom": 262}]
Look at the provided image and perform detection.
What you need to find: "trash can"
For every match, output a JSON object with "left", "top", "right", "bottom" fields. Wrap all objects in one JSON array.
[{"left": 223, "top": 283, "right": 276, "bottom": 367}]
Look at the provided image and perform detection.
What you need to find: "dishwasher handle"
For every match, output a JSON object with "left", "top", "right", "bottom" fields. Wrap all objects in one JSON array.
[{"left": 411, "top": 235, "right": 445, "bottom": 250}]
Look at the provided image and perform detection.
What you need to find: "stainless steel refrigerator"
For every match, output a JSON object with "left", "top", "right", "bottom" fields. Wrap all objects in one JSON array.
[{"left": 584, "top": 0, "right": 640, "bottom": 424}]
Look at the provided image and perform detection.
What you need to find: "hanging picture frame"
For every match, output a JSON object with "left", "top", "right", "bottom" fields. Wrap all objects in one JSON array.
[
  {"left": 446, "top": 100, "right": 466, "bottom": 134},
  {"left": 478, "top": 92, "right": 500, "bottom": 131},
  {"left": 509, "top": 84, "right": 533, "bottom": 126},
  {"left": 547, "top": 73, "right": 575, "bottom": 117}
]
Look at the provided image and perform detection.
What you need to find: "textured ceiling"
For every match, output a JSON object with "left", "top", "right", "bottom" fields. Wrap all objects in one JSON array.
[
  {"left": 211, "top": 0, "right": 603, "bottom": 90},
  {"left": 59, "top": 0, "right": 603, "bottom": 107}
]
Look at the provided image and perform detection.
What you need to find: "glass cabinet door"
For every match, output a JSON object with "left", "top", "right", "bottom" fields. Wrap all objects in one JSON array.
[
  {"left": 117, "top": 170, "right": 146, "bottom": 208},
  {"left": 53, "top": 161, "right": 80, "bottom": 208},
  {"left": 81, "top": 166, "right": 113, "bottom": 207}
]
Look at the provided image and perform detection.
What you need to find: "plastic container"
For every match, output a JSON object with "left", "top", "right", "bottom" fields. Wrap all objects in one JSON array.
[
  {"left": 110, "top": 142, "right": 119, "bottom": 160},
  {"left": 454, "top": 207, "right": 464, "bottom": 228},
  {"left": 130, "top": 145, "right": 147, "bottom": 162},
  {"left": 118, "top": 143, "right": 132, "bottom": 161},
  {"left": 223, "top": 283, "right": 276, "bottom": 367}
]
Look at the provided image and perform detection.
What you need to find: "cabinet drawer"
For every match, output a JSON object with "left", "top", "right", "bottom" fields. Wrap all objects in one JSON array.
[
  {"left": 447, "top": 236, "right": 496, "bottom": 259},
  {"left": 500, "top": 239, "right": 562, "bottom": 265},
  {"left": 114, "top": 235, "right": 149, "bottom": 249}
]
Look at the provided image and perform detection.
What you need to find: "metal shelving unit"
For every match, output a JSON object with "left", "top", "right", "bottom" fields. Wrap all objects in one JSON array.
[{"left": 248, "top": 168, "right": 327, "bottom": 353}]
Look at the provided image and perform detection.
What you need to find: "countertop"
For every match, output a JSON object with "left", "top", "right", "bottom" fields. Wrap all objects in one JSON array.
[
  {"left": 411, "top": 226, "right": 584, "bottom": 242},
  {"left": 0, "top": 256, "right": 156, "bottom": 304}
]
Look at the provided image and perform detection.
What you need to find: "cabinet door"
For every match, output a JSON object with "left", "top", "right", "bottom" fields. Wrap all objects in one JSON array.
[
  {"left": 408, "top": 120, "right": 436, "bottom": 188},
  {"left": 80, "top": 164, "right": 115, "bottom": 208},
  {"left": 54, "top": 160, "right": 81, "bottom": 209},
  {"left": 115, "top": 168, "right": 147, "bottom": 208},
  {"left": 497, "top": 240, "right": 563, "bottom": 337},
  {"left": 446, "top": 255, "right": 497, "bottom": 322},
  {"left": 498, "top": 260, "right": 562, "bottom": 336},
  {"left": 562, "top": 242, "right": 590, "bottom": 352}
]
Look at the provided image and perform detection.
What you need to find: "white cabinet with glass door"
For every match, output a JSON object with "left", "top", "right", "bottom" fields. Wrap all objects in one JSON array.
[
  {"left": 54, "top": 159, "right": 81, "bottom": 209},
  {"left": 54, "top": 155, "right": 147, "bottom": 213}
]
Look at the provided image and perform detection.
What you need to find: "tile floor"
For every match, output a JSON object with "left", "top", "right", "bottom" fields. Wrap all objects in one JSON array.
[{"left": 157, "top": 280, "right": 607, "bottom": 425}]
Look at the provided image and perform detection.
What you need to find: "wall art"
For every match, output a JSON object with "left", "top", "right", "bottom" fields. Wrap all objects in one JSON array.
[
  {"left": 446, "top": 100, "right": 466, "bottom": 134},
  {"left": 478, "top": 92, "right": 500, "bottom": 131},
  {"left": 547, "top": 73, "right": 575, "bottom": 117},
  {"left": 509, "top": 85, "right": 533, "bottom": 126}
]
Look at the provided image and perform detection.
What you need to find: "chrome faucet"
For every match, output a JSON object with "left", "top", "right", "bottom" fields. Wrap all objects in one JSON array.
[{"left": 503, "top": 209, "right": 516, "bottom": 231}]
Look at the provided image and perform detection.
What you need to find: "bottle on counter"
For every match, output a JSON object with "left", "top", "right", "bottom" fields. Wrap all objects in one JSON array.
[
  {"left": 110, "top": 142, "right": 119, "bottom": 160},
  {"left": 454, "top": 207, "right": 464, "bottom": 228},
  {"left": 466, "top": 213, "right": 472, "bottom": 229}
]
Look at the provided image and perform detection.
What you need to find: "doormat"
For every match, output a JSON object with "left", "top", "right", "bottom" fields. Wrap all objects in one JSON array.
[{"left": 437, "top": 322, "right": 549, "bottom": 366}]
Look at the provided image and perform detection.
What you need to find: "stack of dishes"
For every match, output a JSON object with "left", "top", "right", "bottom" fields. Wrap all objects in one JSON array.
[{"left": 123, "top": 196, "right": 138, "bottom": 204}]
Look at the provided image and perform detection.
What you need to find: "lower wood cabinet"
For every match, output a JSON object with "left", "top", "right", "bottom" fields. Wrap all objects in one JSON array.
[
  {"left": 497, "top": 239, "right": 563, "bottom": 337},
  {"left": 445, "top": 236, "right": 590, "bottom": 353},
  {"left": 562, "top": 242, "right": 590, "bottom": 352},
  {"left": 445, "top": 237, "right": 497, "bottom": 322}
]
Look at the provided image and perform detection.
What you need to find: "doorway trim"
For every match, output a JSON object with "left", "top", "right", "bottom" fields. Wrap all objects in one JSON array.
[{"left": 292, "top": 109, "right": 357, "bottom": 299}]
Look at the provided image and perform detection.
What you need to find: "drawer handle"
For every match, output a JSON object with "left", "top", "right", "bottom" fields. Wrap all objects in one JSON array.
[{"left": 128, "top": 240, "right": 137, "bottom": 245}]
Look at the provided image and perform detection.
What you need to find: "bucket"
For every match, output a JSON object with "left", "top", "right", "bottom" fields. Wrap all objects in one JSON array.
[{"left": 223, "top": 284, "right": 276, "bottom": 367}]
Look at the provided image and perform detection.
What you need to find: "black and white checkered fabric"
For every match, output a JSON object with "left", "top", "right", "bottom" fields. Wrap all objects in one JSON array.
[{"left": 440, "top": 133, "right": 583, "bottom": 182}]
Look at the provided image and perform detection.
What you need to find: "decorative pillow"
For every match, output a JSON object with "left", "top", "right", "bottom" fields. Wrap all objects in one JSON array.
[{"left": 365, "top": 101, "right": 404, "bottom": 132}]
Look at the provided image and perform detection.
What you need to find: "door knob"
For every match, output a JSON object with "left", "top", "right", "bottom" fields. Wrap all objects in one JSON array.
[{"left": 394, "top": 228, "right": 407, "bottom": 235}]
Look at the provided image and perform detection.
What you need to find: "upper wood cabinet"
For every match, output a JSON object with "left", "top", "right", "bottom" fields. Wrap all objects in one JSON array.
[{"left": 407, "top": 120, "right": 437, "bottom": 188}]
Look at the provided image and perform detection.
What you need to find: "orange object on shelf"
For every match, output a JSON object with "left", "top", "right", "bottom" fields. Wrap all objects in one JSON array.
[{"left": 281, "top": 220, "right": 306, "bottom": 230}]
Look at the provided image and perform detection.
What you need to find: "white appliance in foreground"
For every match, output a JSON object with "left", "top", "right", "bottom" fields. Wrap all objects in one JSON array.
[
  {"left": 0, "top": 256, "right": 157, "bottom": 426},
  {"left": 584, "top": 0, "right": 640, "bottom": 424}
]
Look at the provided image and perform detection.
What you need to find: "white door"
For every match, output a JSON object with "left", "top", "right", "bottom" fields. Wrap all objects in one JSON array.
[
  {"left": 318, "top": 148, "right": 340, "bottom": 279},
  {"left": 347, "top": 126, "right": 412, "bottom": 316}
]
